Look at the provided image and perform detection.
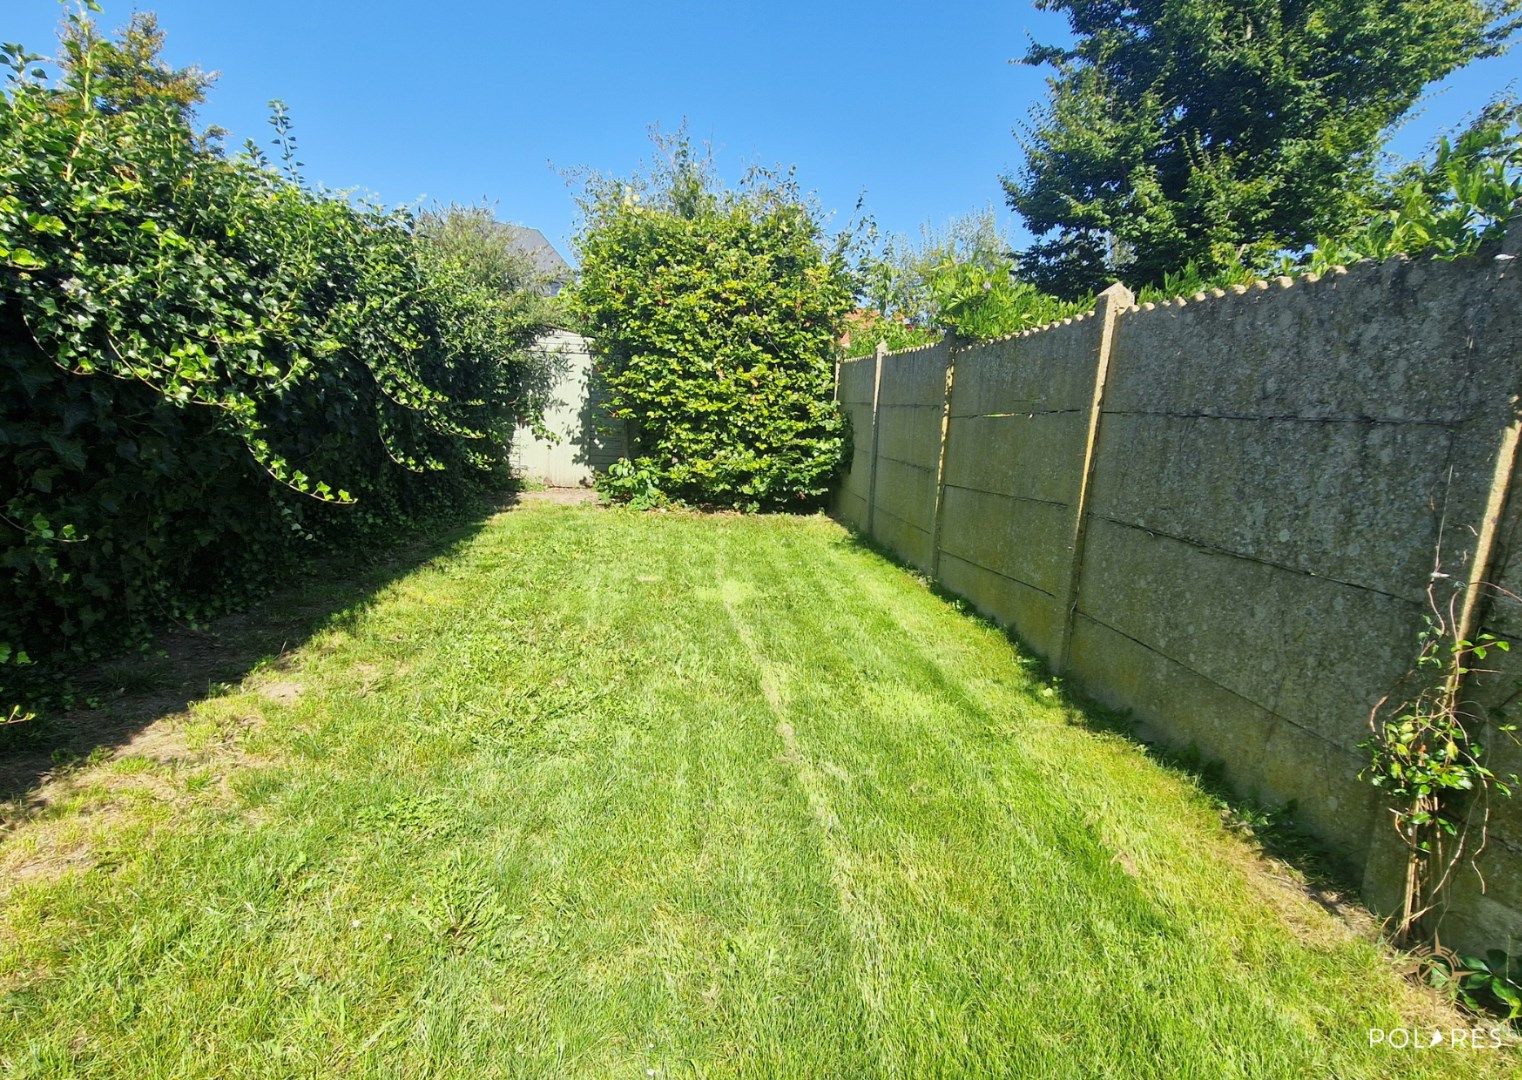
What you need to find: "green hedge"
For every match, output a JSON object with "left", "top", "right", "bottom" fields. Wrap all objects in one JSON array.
[
  {"left": 573, "top": 138, "right": 852, "bottom": 511},
  {"left": 1, "top": 16, "right": 548, "bottom": 710}
]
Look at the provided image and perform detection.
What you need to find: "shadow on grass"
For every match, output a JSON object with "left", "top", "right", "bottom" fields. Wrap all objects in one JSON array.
[
  {"left": 830, "top": 520, "right": 1369, "bottom": 926},
  {"left": 0, "top": 490, "right": 520, "bottom": 812}
]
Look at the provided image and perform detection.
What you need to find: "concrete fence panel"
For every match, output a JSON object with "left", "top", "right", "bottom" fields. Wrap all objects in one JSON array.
[
  {"left": 863, "top": 341, "right": 952, "bottom": 573},
  {"left": 935, "top": 321, "right": 1100, "bottom": 657},
  {"left": 832, "top": 247, "right": 1522, "bottom": 952},
  {"left": 834, "top": 353, "right": 878, "bottom": 532}
]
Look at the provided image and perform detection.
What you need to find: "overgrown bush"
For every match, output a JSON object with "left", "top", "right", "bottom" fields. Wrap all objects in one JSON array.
[
  {"left": 0, "top": 12, "right": 551, "bottom": 709},
  {"left": 573, "top": 135, "right": 852, "bottom": 510},
  {"left": 1308, "top": 101, "right": 1522, "bottom": 270},
  {"left": 839, "top": 311, "right": 939, "bottom": 358},
  {"left": 1133, "top": 103, "right": 1522, "bottom": 299},
  {"left": 1133, "top": 260, "right": 1261, "bottom": 305},
  {"left": 852, "top": 211, "right": 1089, "bottom": 348},
  {"left": 924, "top": 259, "right": 1088, "bottom": 340},
  {"left": 864, "top": 107, "right": 1521, "bottom": 335}
]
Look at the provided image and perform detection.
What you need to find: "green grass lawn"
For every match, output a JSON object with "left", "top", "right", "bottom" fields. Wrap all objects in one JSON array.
[{"left": 0, "top": 500, "right": 1511, "bottom": 1078}]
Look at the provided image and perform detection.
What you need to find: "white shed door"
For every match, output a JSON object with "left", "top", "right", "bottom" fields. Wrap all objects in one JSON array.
[{"left": 512, "top": 330, "right": 626, "bottom": 488}]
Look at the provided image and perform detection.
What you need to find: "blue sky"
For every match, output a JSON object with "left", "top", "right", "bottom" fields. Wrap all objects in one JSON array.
[{"left": 7, "top": 1, "right": 1519, "bottom": 262}]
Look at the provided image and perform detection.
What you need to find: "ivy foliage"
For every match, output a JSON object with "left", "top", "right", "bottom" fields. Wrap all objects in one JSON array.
[
  {"left": 1, "top": 12, "right": 552, "bottom": 706},
  {"left": 572, "top": 135, "right": 852, "bottom": 511}
]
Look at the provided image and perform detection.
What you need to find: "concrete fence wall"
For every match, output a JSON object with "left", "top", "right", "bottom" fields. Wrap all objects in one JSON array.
[{"left": 834, "top": 246, "right": 1522, "bottom": 951}]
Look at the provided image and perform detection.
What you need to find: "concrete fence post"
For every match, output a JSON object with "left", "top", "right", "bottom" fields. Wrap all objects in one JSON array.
[
  {"left": 929, "top": 335, "right": 959, "bottom": 578},
  {"left": 865, "top": 339, "right": 888, "bottom": 538},
  {"left": 1051, "top": 282, "right": 1134, "bottom": 675},
  {"left": 1461, "top": 214, "right": 1522, "bottom": 648},
  {"left": 1456, "top": 411, "right": 1522, "bottom": 656}
]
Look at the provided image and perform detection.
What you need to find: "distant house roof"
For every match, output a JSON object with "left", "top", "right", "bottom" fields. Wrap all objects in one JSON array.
[{"left": 500, "top": 224, "right": 572, "bottom": 290}]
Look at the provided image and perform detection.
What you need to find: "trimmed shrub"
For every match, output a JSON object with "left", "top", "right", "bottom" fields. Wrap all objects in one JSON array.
[{"left": 572, "top": 136, "right": 852, "bottom": 511}]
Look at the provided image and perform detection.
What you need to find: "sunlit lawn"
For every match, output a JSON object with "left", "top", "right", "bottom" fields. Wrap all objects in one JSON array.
[{"left": 0, "top": 500, "right": 1507, "bottom": 1077}]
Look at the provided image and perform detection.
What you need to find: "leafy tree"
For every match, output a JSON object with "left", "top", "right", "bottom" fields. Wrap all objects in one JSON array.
[
  {"left": 572, "top": 134, "right": 852, "bottom": 510},
  {"left": 416, "top": 206, "right": 552, "bottom": 300},
  {"left": 1006, "top": 0, "right": 1520, "bottom": 296},
  {"left": 415, "top": 205, "right": 567, "bottom": 427}
]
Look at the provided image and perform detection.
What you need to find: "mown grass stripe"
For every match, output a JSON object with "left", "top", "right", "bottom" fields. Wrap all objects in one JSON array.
[{"left": 0, "top": 505, "right": 1506, "bottom": 1079}]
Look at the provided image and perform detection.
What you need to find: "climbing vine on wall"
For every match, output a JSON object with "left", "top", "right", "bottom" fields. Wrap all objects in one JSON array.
[{"left": 1362, "top": 576, "right": 1520, "bottom": 948}]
